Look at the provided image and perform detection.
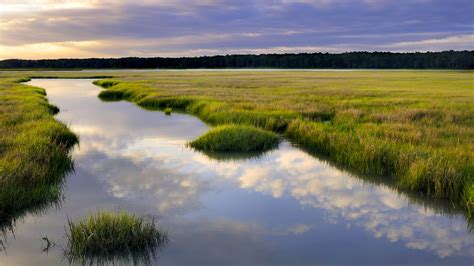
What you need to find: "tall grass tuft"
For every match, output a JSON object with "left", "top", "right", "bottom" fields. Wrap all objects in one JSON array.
[
  {"left": 66, "top": 212, "right": 167, "bottom": 259},
  {"left": 189, "top": 124, "right": 280, "bottom": 152}
]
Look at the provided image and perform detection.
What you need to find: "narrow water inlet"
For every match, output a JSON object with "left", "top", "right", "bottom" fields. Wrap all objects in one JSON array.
[{"left": 1, "top": 79, "right": 472, "bottom": 265}]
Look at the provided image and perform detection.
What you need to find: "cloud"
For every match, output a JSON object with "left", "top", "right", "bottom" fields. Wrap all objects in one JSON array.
[
  {"left": 386, "top": 34, "right": 474, "bottom": 51},
  {"left": 0, "top": 0, "right": 471, "bottom": 58}
]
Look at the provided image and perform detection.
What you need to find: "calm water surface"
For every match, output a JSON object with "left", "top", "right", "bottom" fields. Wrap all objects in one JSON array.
[{"left": 1, "top": 79, "right": 473, "bottom": 265}]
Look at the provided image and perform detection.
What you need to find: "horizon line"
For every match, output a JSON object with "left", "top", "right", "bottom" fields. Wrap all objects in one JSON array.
[{"left": 1, "top": 50, "right": 472, "bottom": 61}]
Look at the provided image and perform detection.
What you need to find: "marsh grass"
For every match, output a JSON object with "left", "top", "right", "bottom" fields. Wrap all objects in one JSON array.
[
  {"left": 0, "top": 78, "right": 78, "bottom": 227},
  {"left": 90, "top": 71, "right": 474, "bottom": 215},
  {"left": 92, "top": 80, "right": 120, "bottom": 88},
  {"left": 164, "top": 107, "right": 172, "bottom": 115},
  {"left": 66, "top": 212, "right": 168, "bottom": 260},
  {"left": 189, "top": 124, "right": 280, "bottom": 152}
]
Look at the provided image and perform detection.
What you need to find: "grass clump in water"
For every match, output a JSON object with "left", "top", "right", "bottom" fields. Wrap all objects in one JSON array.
[
  {"left": 189, "top": 124, "right": 280, "bottom": 152},
  {"left": 66, "top": 211, "right": 167, "bottom": 259},
  {"left": 92, "top": 79, "right": 120, "bottom": 88},
  {"left": 164, "top": 107, "right": 172, "bottom": 115}
]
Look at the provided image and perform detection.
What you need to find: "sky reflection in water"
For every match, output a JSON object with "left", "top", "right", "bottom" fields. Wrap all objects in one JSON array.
[{"left": 1, "top": 79, "right": 472, "bottom": 265}]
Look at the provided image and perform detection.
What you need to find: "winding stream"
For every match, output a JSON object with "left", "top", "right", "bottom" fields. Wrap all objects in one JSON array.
[{"left": 1, "top": 79, "right": 473, "bottom": 265}]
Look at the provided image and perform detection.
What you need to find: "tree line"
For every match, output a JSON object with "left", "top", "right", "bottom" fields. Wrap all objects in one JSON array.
[{"left": 1, "top": 51, "right": 472, "bottom": 69}]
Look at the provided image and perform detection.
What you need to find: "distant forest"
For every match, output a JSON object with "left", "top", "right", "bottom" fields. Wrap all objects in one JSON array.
[{"left": 1, "top": 51, "right": 473, "bottom": 69}]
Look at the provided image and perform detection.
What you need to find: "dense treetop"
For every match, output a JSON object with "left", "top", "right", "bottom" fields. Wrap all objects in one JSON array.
[{"left": 1, "top": 51, "right": 472, "bottom": 69}]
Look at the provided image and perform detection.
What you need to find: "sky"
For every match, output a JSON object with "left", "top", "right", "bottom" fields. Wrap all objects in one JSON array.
[{"left": 0, "top": 0, "right": 473, "bottom": 59}]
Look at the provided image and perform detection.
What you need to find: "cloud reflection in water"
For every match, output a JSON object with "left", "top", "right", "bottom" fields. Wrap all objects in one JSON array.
[{"left": 74, "top": 126, "right": 474, "bottom": 258}]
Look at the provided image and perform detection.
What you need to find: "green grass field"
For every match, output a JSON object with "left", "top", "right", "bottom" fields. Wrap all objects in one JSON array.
[
  {"left": 0, "top": 77, "right": 78, "bottom": 226},
  {"left": 0, "top": 70, "right": 473, "bottom": 217}
]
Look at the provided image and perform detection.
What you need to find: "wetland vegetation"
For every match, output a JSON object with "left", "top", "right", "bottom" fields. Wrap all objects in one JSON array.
[
  {"left": 0, "top": 77, "right": 78, "bottom": 228},
  {"left": 189, "top": 124, "right": 280, "bottom": 152},
  {"left": 66, "top": 211, "right": 167, "bottom": 260},
  {"left": 0, "top": 73, "right": 472, "bottom": 265},
  {"left": 91, "top": 71, "right": 474, "bottom": 215}
]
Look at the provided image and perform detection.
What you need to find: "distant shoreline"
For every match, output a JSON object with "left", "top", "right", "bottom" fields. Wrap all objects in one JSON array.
[
  {"left": 1, "top": 51, "right": 472, "bottom": 70},
  {"left": 1, "top": 68, "right": 472, "bottom": 72}
]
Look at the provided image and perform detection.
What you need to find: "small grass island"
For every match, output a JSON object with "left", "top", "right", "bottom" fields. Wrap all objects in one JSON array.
[
  {"left": 189, "top": 124, "right": 280, "bottom": 152},
  {"left": 66, "top": 212, "right": 168, "bottom": 258}
]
